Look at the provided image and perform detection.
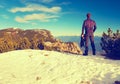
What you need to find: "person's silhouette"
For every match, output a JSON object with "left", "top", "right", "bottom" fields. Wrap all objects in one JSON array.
[{"left": 81, "top": 13, "right": 97, "bottom": 56}]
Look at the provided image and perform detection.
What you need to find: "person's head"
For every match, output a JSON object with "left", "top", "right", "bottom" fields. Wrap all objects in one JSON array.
[{"left": 86, "top": 13, "right": 91, "bottom": 19}]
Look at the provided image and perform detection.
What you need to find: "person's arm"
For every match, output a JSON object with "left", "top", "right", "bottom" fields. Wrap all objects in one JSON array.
[
  {"left": 81, "top": 21, "right": 85, "bottom": 36},
  {"left": 93, "top": 21, "right": 97, "bottom": 32}
]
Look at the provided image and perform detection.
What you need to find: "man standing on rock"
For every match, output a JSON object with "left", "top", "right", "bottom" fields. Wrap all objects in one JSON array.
[{"left": 81, "top": 13, "right": 97, "bottom": 56}]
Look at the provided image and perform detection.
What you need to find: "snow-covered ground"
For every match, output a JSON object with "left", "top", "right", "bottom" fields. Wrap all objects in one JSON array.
[{"left": 0, "top": 49, "right": 120, "bottom": 84}]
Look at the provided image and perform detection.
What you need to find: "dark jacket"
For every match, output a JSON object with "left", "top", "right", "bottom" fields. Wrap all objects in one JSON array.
[{"left": 80, "top": 36, "right": 85, "bottom": 47}]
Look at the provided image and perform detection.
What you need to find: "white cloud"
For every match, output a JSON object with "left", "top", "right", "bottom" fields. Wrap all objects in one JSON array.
[
  {"left": 15, "top": 13, "right": 59, "bottom": 23},
  {"left": 10, "top": 2, "right": 61, "bottom": 23},
  {"left": 10, "top": 4, "right": 61, "bottom": 13},
  {"left": 15, "top": 16, "right": 28, "bottom": 23}
]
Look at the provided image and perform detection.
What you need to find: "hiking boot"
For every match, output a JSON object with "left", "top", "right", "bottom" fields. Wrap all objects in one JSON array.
[
  {"left": 83, "top": 47, "right": 88, "bottom": 56},
  {"left": 83, "top": 53, "right": 88, "bottom": 56},
  {"left": 93, "top": 53, "right": 96, "bottom": 55},
  {"left": 93, "top": 51, "right": 96, "bottom": 55}
]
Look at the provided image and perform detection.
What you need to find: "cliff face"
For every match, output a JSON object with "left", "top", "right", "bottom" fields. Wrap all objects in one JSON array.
[
  {"left": 0, "top": 28, "right": 82, "bottom": 54},
  {"left": 44, "top": 41, "right": 82, "bottom": 54}
]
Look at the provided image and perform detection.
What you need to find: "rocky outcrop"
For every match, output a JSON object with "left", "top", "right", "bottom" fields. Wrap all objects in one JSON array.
[
  {"left": 0, "top": 28, "right": 82, "bottom": 54},
  {"left": 0, "top": 28, "right": 56, "bottom": 42},
  {"left": 44, "top": 41, "right": 82, "bottom": 54}
]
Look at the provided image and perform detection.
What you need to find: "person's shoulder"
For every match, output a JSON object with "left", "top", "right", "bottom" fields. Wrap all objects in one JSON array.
[{"left": 90, "top": 19, "right": 96, "bottom": 23}]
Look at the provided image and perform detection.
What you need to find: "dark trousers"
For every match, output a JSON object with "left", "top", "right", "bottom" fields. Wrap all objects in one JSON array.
[{"left": 84, "top": 35, "right": 96, "bottom": 55}]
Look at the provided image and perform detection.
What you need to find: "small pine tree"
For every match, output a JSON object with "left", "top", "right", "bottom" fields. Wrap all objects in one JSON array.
[{"left": 100, "top": 28, "right": 120, "bottom": 59}]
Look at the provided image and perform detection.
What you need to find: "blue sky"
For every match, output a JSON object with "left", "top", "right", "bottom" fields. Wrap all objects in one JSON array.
[{"left": 0, "top": 0, "right": 120, "bottom": 36}]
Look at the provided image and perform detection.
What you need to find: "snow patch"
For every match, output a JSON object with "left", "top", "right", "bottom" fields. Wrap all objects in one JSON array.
[{"left": 0, "top": 49, "right": 120, "bottom": 84}]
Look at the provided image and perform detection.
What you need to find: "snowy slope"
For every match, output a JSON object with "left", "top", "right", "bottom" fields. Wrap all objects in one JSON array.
[{"left": 0, "top": 50, "right": 120, "bottom": 84}]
